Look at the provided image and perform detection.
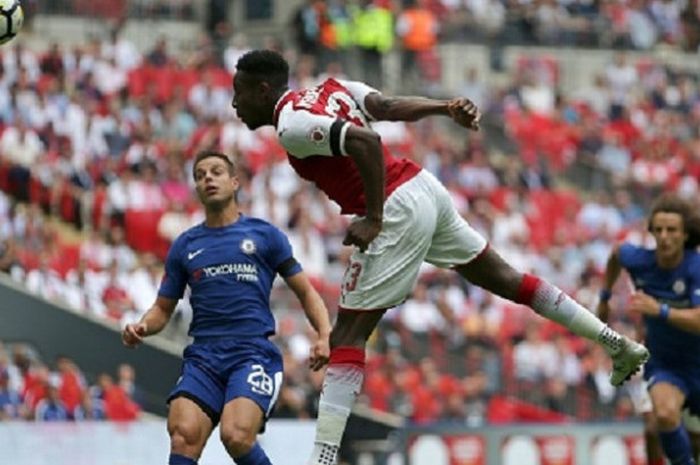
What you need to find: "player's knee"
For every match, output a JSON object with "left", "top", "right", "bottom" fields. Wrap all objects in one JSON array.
[
  {"left": 655, "top": 405, "right": 682, "bottom": 429},
  {"left": 220, "top": 424, "right": 256, "bottom": 457},
  {"left": 169, "top": 421, "right": 204, "bottom": 455}
]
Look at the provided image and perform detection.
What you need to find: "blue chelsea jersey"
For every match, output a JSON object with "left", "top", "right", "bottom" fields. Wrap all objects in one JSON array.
[
  {"left": 158, "top": 215, "right": 302, "bottom": 338},
  {"left": 619, "top": 243, "right": 700, "bottom": 369}
]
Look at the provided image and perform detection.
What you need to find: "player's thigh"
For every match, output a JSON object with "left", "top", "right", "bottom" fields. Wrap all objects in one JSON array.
[
  {"left": 649, "top": 381, "right": 687, "bottom": 425},
  {"left": 225, "top": 348, "right": 284, "bottom": 427},
  {"left": 167, "top": 396, "right": 215, "bottom": 455},
  {"left": 168, "top": 355, "right": 226, "bottom": 425},
  {"left": 219, "top": 397, "right": 266, "bottom": 447},
  {"left": 331, "top": 308, "right": 388, "bottom": 347},
  {"left": 340, "top": 179, "right": 438, "bottom": 310},
  {"left": 420, "top": 171, "right": 490, "bottom": 271}
]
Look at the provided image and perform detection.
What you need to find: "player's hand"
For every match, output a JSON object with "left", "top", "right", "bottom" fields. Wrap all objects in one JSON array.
[
  {"left": 343, "top": 218, "right": 382, "bottom": 253},
  {"left": 309, "top": 337, "right": 330, "bottom": 371},
  {"left": 122, "top": 322, "right": 147, "bottom": 348},
  {"left": 447, "top": 97, "right": 481, "bottom": 131},
  {"left": 628, "top": 291, "right": 660, "bottom": 317}
]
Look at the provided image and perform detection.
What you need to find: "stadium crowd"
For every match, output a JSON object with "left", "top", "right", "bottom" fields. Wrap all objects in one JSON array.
[
  {"left": 0, "top": 1, "right": 699, "bottom": 424},
  {"left": 0, "top": 340, "right": 141, "bottom": 421}
]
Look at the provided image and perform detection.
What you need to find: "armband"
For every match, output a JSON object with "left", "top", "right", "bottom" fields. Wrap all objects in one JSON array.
[{"left": 659, "top": 303, "right": 670, "bottom": 321}]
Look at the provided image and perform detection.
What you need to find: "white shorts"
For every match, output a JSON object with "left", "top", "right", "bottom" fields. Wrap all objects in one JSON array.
[{"left": 339, "top": 170, "right": 487, "bottom": 310}]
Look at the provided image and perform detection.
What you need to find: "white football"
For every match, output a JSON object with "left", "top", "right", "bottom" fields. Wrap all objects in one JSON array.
[{"left": 0, "top": 0, "right": 23, "bottom": 46}]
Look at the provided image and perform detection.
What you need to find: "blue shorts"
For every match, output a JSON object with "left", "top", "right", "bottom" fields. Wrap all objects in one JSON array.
[
  {"left": 645, "top": 359, "right": 700, "bottom": 416},
  {"left": 167, "top": 336, "right": 284, "bottom": 426}
]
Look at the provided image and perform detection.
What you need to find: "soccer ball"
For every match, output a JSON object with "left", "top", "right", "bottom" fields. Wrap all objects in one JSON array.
[{"left": 0, "top": 0, "right": 23, "bottom": 46}]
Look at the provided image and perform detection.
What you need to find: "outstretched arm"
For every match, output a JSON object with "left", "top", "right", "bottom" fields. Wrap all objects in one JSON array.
[
  {"left": 122, "top": 296, "right": 178, "bottom": 347},
  {"left": 597, "top": 244, "right": 623, "bottom": 323},
  {"left": 285, "top": 271, "right": 332, "bottom": 371},
  {"left": 364, "top": 93, "right": 481, "bottom": 130}
]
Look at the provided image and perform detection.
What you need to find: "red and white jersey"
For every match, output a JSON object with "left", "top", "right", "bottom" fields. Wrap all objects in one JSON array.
[{"left": 273, "top": 78, "right": 421, "bottom": 215}]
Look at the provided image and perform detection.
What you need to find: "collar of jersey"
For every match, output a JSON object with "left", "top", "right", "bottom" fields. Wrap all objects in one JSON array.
[{"left": 273, "top": 90, "right": 294, "bottom": 127}]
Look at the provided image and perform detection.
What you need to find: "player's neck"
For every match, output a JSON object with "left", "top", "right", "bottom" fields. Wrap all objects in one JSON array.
[
  {"left": 657, "top": 251, "right": 683, "bottom": 269},
  {"left": 267, "top": 87, "right": 289, "bottom": 123},
  {"left": 204, "top": 204, "right": 241, "bottom": 228}
]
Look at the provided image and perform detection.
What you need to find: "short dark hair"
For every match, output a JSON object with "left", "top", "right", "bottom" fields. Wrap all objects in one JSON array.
[
  {"left": 236, "top": 50, "right": 289, "bottom": 88},
  {"left": 193, "top": 151, "right": 236, "bottom": 179},
  {"left": 648, "top": 193, "right": 700, "bottom": 248}
]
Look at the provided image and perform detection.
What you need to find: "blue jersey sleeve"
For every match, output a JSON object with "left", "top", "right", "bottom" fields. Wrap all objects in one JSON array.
[
  {"left": 688, "top": 253, "right": 700, "bottom": 306},
  {"left": 158, "top": 235, "right": 188, "bottom": 300},
  {"left": 267, "top": 226, "right": 303, "bottom": 278}
]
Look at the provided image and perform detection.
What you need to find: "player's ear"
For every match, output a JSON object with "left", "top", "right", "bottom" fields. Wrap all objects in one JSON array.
[{"left": 259, "top": 80, "right": 272, "bottom": 96}]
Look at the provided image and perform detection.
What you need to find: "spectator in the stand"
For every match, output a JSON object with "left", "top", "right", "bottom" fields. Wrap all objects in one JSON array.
[
  {"left": 73, "top": 390, "right": 106, "bottom": 420},
  {"left": 397, "top": 0, "right": 439, "bottom": 92},
  {"left": 108, "top": 225, "right": 138, "bottom": 272},
  {"left": 513, "top": 323, "right": 559, "bottom": 385},
  {"left": 0, "top": 368, "right": 21, "bottom": 420},
  {"left": 94, "top": 373, "right": 140, "bottom": 421},
  {"left": 35, "top": 379, "right": 69, "bottom": 422},
  {"left": 158, "top": 200, "right": 195, "bottom": 243},
  {"left": 127, "top": 161, "right": 167, "bottom": 212},
  {"left": 352, "top": 0, "right": 394, "bottom": 88},
  {"left": 223, "top": 33, "right": 250, "bottom": 76},
  {"left": 56, "top": 357, "right": 85, "bottom": 417},
  {"left": 127, "top": 253, "right": 161, "bottom": 314},
  {"left": 40, "top": 43, "right": 65, "bottom": 78},
  {"left": 146, "top": 37, "right": 171, "bottom": 67},
  {"left": 25, "top": 253, "right": 64, "bottom": 301},
  {"left": 102, "top": 260, "right": 134, "bottom": 322},
  {"left": 1, "top": 119, "right": 44, "bottom": 202},
  {"left": 117, "top": 363, "right": 144, "bottom": 408},
  {"left": 80, "top": 229, "right": 112, "bottom": 270}
]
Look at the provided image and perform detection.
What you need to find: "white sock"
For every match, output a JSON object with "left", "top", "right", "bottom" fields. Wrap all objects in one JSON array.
[
  {"left": 308, "top": 363, "right": 364, "bottom": 465},
  {"left": 530, "top": 279, "right": 624, "bottom": 354}
]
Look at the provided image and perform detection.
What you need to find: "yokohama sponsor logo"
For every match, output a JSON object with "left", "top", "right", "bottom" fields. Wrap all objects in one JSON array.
[{"left": 201, "top": 263, "right": 258, "bottom": 279}]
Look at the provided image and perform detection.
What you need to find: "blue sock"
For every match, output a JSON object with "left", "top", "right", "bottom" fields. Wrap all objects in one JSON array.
[
  {"left": 659, "top": 426, "right": 697, "bottom": 465},
  {"left": 233, "top": 443, "right": 272, "bottom": 465},
  {"left": 169, "top": 453, "right": 198, "bottom": 465}
]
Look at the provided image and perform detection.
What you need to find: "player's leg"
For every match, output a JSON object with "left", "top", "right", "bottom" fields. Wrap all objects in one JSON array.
[
  {"left": 220, "top": 398, "right": 270, "bottom": 465},
  {"left": 310, "top": 175, "right": 440, "bottom": 465},
  {"left": 167, "top": 344, "right": 227, "bottom": 465},
  {"left": 308, "top": 309, "right": 387, "bottom": 465},
  {"left": 630, "top": 378, "right": 664, "bottom": 465},
  {"left": 418, "top": 168, "right": 647, "bottom": 386},
  {"left": 453, "top": 247, "right": 647, "bottom": 384},
  {"left": 642, "top": 411, "right": 665, "bottom": 465},
  {"left": 167, "top": 397, "right": 215, "bottom": 465},
  {"left": 649, "top": 381, "right": 695, "bottom": 465},
  {"left": 222, "top": 340, "right": 284, "bottom": 465}
]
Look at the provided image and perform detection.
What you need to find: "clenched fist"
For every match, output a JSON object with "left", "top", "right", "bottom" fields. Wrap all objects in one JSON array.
[{"left": 447, "top": 98, "right": 481, "bottom": 131}]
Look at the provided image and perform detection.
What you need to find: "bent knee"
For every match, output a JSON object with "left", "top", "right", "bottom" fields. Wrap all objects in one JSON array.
[
  {"left": 655, "top": 406, "right": 682, "bottom": 429},
  {"left": 169, "top": 421, "right": 206, "bottom": 456},
  {"left": 220, "top": 424, "right": 256, "bottom": 457}
]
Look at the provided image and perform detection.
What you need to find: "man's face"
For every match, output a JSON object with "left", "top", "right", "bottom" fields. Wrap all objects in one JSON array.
[
  {"left": 193, "top": 157, "right": 239, "bottom": 208},
  {"left": 651, "top": 212, "right": 687, "bottom": 262},
  {"left": 232, "top": 71, "right": 270, "bottom": 130}
]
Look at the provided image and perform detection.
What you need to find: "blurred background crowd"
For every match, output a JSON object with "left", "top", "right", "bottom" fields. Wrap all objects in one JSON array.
[
  {"left": 0, "top": 0, "right": 699, "bottom": 425},
  {"left": 0, "top": 339, "right": 141, "bottom": 421}
]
